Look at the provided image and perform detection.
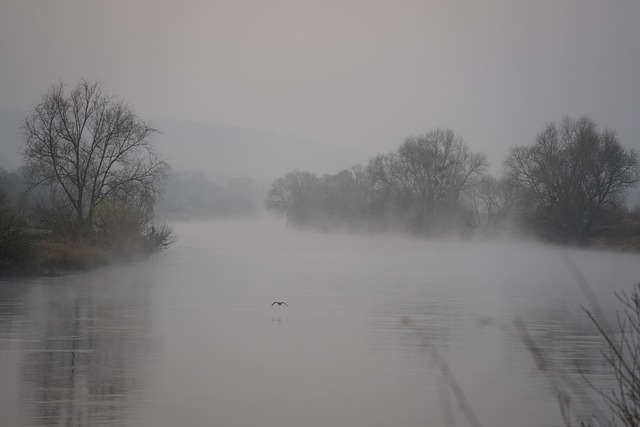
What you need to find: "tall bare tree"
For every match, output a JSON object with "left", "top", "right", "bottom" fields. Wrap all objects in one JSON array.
[
  {"left": 504, "top": 116, "right": 639, "bottom": 243},
  {"left": 22, "top": 80, "right": 169, "bottom": 238}
]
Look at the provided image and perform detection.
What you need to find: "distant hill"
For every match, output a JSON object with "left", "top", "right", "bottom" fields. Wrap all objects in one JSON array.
[
  {"left": 0, "top": 108, "right": 361, "bottom": 183},
  {"left": 152, "top": 119, "right": 360, "bottom": 184}
]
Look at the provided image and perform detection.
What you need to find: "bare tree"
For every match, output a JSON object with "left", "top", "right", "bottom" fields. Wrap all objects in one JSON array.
[
  {"left": 471, "top": 175, "right": 521, "bottom": 229},
  {"left": 504, "top": 116, "right": 639, "bottom": 243},
  {"left": 368, "top": 129, "right": 486, "bottom": 232},
  {"left": 264, "top": 176, "right": 292, "bottom": 218},
  {"left": 265, "top": 170, "right": 320, "bottom": 225},
  {"left": 320, "top": 166, "right": 374, "bottom": 222},
  {"left": 22, "top": 80, "right": 169, "bottom": 238}
]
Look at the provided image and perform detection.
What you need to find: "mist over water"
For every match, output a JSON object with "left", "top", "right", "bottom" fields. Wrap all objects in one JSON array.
[{"left": 1, "top": 220, "right": 639, "bottom": 426}]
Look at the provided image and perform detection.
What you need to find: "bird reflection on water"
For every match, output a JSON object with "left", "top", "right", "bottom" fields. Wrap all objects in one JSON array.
[
  {"left": 271, "top": 301, "right": 288, "bottom": 325},
  {"left": 271, "top": 301, "right": 288, "bottom": 306}
]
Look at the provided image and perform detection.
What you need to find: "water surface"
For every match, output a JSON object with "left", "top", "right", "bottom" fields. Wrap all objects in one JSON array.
[{"left": 1, "top": 220, "right": 639, "bottom": 426}]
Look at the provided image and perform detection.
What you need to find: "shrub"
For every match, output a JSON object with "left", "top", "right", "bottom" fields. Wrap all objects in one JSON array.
[{"left": 0, "top": 189, "right": 34, "bottom": 273}]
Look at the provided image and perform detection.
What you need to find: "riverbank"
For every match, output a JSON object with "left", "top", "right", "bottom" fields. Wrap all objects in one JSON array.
[
  {"left": 0, "top": 226, "right": 175, "bottom": 278},
  {"left": 591, "top": 210, "right": 640, "bottom": 252}
]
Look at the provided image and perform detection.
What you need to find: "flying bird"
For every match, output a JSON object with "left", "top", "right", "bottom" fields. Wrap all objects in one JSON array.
[{"left": 271, "top": 301, "right": 288, "bottom": 307}]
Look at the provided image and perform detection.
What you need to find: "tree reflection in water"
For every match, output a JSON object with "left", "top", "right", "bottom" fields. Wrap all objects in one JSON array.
[{"left": 2, "top": 267, "right": 153, "bottom": 426}]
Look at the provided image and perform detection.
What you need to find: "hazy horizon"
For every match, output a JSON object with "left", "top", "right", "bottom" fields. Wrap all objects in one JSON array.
[{"left": 1, "top": 1, "right": 640, "bottom": 180}]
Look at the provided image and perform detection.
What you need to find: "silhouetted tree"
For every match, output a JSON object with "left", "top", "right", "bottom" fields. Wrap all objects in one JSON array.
[
  {"left": 266, "top": 167, "right": 376, "bottom": 230},
  {"left": 22, "top": 80, "right": 169, "bottom": 239},
  {"left": 504, "top": 116, "right": 639, "bottom": 244},
  {"left": 319, "top": 166, "right": 374, "bottom": 226},
  {"left": 471, "top": 175, "right": 521, "bottom": 229},
  {"left": 265, "top": 170, "right": 320, "bottom": 225},
  {"left": 368, "top": 129, "right": 487, "bottom": 232}
]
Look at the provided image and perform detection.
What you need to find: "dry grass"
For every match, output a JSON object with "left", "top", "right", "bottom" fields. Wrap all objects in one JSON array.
[
  {"left": 592, "top": 210, "right": 640, "bottom": 252},
  {"left": 37, "top": 236, "right": 112, "bottom": 271}
]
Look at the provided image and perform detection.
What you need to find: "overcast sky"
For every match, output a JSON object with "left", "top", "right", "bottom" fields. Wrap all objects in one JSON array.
[{"left": 1, "top": 0, "right": 639, "bottom": 174}]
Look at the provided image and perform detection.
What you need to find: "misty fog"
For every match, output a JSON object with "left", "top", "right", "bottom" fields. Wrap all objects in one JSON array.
[
  {"left": 2, "top": 218, "right": 639, "bottom": 426},
  {"left": 2, "top": 1, "right": 640, "bottom": 426}
]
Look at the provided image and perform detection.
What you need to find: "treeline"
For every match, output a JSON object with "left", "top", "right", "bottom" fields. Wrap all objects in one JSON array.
[{"left": 265, "top": 116, "right": 640, "bottom": 247}]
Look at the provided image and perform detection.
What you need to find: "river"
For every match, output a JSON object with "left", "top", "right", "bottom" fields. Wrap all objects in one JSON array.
[{"left": 1, "top": 220, "right": 639, "bottom": 427}]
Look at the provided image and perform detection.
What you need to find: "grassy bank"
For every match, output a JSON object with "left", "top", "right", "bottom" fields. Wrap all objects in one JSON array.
[
  {"left": 592, "top": 210, "right": 640, "bottom": 252},
  {"left": 0, "top": 224, "right": 175, "bottom": 277}
]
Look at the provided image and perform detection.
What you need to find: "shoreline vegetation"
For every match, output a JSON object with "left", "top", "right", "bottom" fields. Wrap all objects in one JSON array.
[
  {"left": 265, "top": 118, "right": 640, "bottom": 249},
  {"left": 0, "top": 80, "right": 175, "bottom": 277},
  {"left": 1, "top": 81, "right": 639, "bottom": 275},
  {"left": 0, "top": 214, "right": 175, "bottom": 277},
  {"left": 3, "top": 110, "right": 640, "bottom": 276}
]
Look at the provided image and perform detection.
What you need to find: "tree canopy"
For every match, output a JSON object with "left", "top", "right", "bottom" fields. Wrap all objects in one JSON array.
[
  {"left": 265, "top": 129, "right": 487, "bottom": 234},
  {"left": 22, "top": 80, "right": 169, "bottom": 238},
  {"left": 504, "top": 116, "right": 639, "bottom": 243},
  {"left": 368, "top": 129, "right": 487, "bottom": 232}
]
